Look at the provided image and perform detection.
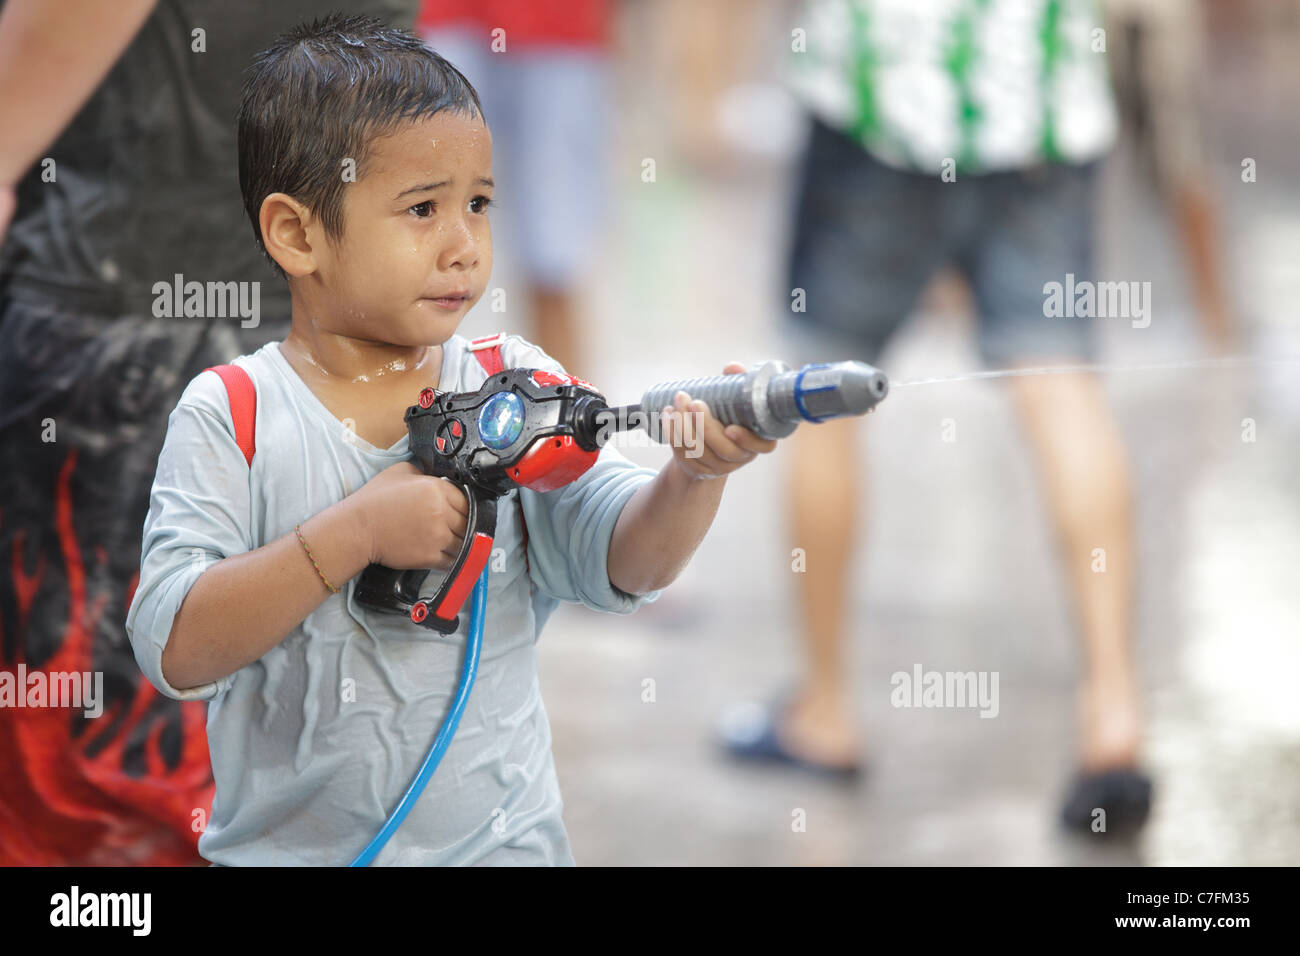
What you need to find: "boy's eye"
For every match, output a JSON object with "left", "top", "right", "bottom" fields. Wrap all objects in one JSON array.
[
  {"left": 409, "top": 201, "right": 434, "bottom": 218},
  {"left": 470, "top": 195, "right": 493, "bottom": 214}
]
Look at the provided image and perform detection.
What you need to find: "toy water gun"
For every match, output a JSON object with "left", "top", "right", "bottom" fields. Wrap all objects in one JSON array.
[
  {"left": 348, "top": 356, "right": 889, "bottom": 865},
  {"left": 353, "top": 360, "right": 889, "bottom": 632}
]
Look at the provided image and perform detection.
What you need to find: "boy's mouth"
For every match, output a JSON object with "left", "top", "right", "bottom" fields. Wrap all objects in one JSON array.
[{"left": 425, "top": 292, "right": 470, "bottom": 310}]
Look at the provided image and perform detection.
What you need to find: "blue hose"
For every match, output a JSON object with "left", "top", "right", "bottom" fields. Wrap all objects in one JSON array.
[{"left": 349, "top": 565, "right": 489, "bottom": 867}]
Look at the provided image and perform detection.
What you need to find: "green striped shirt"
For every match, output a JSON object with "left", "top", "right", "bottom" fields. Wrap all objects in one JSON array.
[{"left": 786, "top": 0, "right": 1118, "bottom": 173}]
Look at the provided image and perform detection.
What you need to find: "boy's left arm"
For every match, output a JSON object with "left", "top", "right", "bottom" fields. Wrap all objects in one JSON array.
[{"left": 608, "top": 362, "right": 779, "bottom": 596}]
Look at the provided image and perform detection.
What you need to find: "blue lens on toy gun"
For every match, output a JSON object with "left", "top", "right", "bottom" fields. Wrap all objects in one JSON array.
[{"left": 478, "top": 391, "right": 526, "bottom": 450}]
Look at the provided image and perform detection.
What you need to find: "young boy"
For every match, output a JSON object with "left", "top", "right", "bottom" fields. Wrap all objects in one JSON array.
[{"left": 125, "top": 14, "right": 777, "bottom": 865}]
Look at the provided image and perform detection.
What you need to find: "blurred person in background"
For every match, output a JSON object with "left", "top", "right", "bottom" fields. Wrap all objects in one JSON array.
[
  {"left": 417, "top": 0, "right": 613, "bottom": 375},
  {"left": 1105, "top": 0, "right": 1234, "bottom": 348},
  {"left": 0, "top": 0, "right": 417, "bottom": 865},
  {"left": 722, "top": 0, "right": 1154, "bottom": 832}
]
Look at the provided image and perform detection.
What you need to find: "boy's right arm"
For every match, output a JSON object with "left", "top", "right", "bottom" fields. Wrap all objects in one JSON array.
[
  {"left": 160, "top": 460, "right": 469, "bottom": 692},
  {"left": 126, "top": 373, "right": 468, "bottom": 698},
  {"left": 159, "top": 495, "right": 372, "bottom": 692}
]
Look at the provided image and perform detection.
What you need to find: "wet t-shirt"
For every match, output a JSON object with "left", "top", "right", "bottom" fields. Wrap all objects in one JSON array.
[{"left": 126, "top": 333, "right": 663, "bottom": 865}]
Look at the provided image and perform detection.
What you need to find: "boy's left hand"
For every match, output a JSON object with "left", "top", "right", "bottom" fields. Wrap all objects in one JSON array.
[{"left": 660, "top": 362, "right": 780, "bottom": 481}]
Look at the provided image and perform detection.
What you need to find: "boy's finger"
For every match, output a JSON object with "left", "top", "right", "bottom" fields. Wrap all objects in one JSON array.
[
  {"left": 439, "top": 479, "right": 470, "bottom": 517},
  {"left": 723, "top": 424, "right": 778, "bottom": 454},
  {"left": 688, "top": 400, "right": 754, "bottom": 463},
  {"left": 709, "top": 435, "right": 755, "bottom": 465},
  {"left": 699, "top": 448, "right": 742, "bottom": 477},
  {"left": 667, "top": 404, "right": 713, "bottom": 466},
  {"left": 672, "top": 398, "right": 708, "bottom": 453}
]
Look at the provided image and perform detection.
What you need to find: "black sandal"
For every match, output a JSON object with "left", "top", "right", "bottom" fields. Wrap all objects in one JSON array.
[
  {"left": 718, "top": 698, "right": 864, "bottom": 782},
  {"left": 1059, "top": 767, "right": 1153, "bottom": 834}
]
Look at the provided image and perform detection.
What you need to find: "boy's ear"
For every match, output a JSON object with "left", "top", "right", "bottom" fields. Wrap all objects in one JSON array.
[{"left": 259, "top": 193, "right": 317, "bottom": 277}]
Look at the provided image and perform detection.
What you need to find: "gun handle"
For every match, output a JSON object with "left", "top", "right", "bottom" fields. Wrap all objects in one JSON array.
[{"left": 354, "top": 482, "right": 499, "bottom": 634}]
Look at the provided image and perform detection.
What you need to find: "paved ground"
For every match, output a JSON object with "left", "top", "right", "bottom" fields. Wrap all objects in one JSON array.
[{"left": 471, "top": 19, "right": 1300, "bottom": 865}]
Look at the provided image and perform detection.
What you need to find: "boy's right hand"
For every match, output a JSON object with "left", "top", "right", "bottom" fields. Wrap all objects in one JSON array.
[{"left": 347, "top": 461, "right": 469, "bottom": 571}]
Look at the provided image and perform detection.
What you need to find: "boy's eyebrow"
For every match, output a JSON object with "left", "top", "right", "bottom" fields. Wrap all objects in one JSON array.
[{"left": 395, "top": 176, "right": 495, "bottom": 200}]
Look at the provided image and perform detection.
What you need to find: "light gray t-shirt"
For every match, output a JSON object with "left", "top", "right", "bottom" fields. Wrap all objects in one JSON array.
[{"left": 125, "top": 332, "right": 662, "bottom": 865}]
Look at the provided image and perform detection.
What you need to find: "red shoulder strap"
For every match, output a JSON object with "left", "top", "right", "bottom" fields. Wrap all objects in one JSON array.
[
  {"left": 468, "top": 332, "right": 507, "bottom": 377},
  {"left": 204, "top": 364, "right": 257, "bottom": 467}
]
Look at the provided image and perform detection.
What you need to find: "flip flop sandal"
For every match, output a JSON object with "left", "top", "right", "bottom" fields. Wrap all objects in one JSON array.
[
  {"left": 718, "top": 697, "right": 864, "bottom": 782},
  {"left": 1059, "top": 767, "right": 1153, "bottom": 834}
]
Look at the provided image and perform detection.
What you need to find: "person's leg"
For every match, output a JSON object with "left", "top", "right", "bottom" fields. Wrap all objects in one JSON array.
[
  {"left": 726, "top": 117, "right": 945, "bottom": 771},
  {"left": 1134, "top": 0, "right": 1234, "bottom": 347},
  {"left": 659, "top": 0, "right": 753, "bottom": 172},
  {"left": 509, "top": 49, "right": 611, "bottom": 377},
  {"left": 779, "top": 414, "right": 864, "bottom": 766},
  {"left": 1003, "top": 370, "right": 1142, "bottom": 772},
  {"left": 966, "top": 160, "right": 1149, "bottom": 823},
  {"left": 528, "top": 286, "right": 584, "bottom": 379}
]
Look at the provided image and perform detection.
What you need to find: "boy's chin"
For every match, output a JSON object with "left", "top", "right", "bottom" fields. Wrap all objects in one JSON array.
[{"left": 386, "top": 309, "right": 463, "bottom": 347}]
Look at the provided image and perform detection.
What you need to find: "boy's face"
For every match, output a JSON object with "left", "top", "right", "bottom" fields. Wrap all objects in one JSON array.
[{"left": 306, "top": 110, "right": 494, "bottom": 348}]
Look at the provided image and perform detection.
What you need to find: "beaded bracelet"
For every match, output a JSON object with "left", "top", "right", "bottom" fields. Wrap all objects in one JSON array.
[{"left": 295, "top": 524, "right": 339, "bottom": 594}]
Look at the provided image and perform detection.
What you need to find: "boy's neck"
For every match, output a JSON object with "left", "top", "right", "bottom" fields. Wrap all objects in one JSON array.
[{"left": 280, "top": 320, "right": 443, "bottom": 390}]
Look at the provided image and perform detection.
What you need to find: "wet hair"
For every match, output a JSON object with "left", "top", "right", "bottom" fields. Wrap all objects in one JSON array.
[{"left": 237, "top": 13, "right": 484, "bottom": 277}]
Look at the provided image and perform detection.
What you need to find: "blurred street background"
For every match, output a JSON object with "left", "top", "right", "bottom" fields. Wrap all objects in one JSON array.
[
  {"left": 4, "top": 0, "right": 1298, "bottom": 867},
  {"left": 451, "top": 0, "right": 1300, "bottom": 865}
]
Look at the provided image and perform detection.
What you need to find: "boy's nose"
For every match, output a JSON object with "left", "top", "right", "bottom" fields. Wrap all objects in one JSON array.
[{"left": 440, "top": 217, "right": 481, "bottom": 271}]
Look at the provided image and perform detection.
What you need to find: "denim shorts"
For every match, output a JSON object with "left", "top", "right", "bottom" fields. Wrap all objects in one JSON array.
[{"left": 782, "top": 115, "right": 1100, "bottom": 368}]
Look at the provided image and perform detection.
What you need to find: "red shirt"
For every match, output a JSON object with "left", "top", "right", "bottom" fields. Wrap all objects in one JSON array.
[{"left": 418, "top": 0, "right": 610, "bottom": 49}]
